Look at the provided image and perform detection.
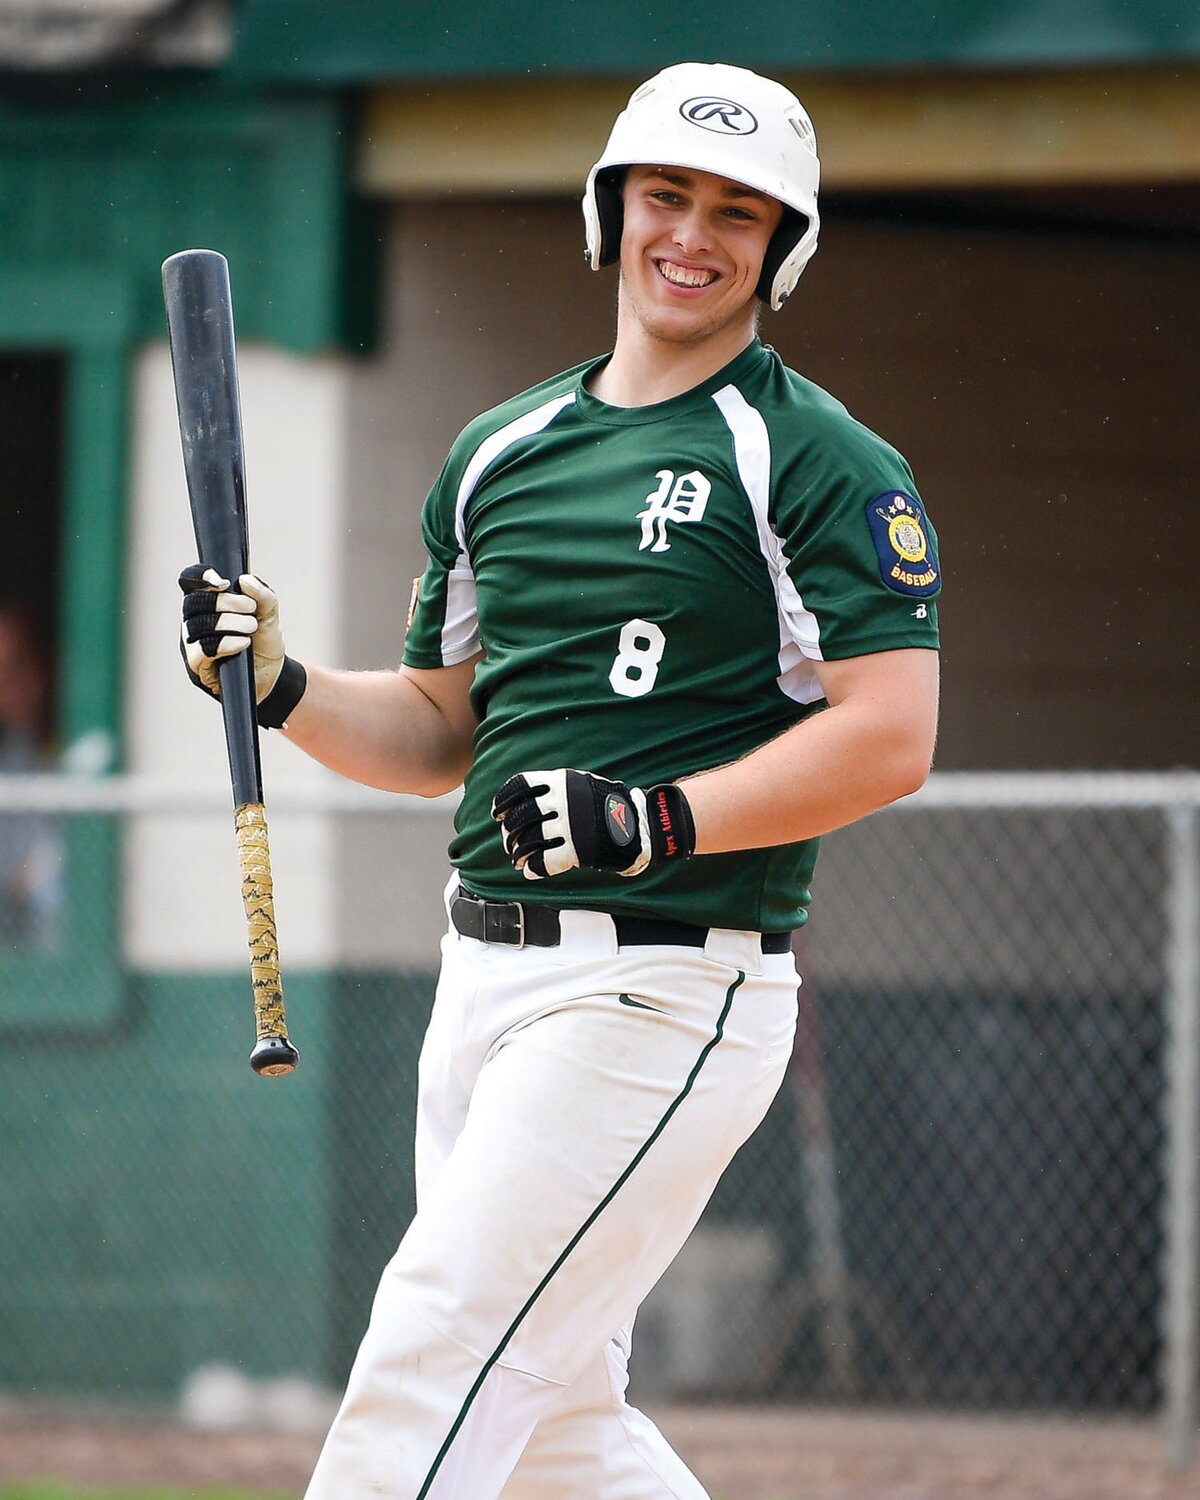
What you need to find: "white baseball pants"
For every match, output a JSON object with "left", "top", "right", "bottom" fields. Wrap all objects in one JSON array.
[{"left": 304, "top": 899, "right": 799, "bottom": 1500}]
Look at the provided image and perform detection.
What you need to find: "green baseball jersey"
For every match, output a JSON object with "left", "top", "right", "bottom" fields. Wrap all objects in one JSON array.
[{"left": 404, "top": 339, "right": 940, "bottom": 931}]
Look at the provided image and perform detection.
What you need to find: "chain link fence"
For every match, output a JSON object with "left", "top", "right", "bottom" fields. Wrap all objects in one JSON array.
[{"left": 0, "top": 772, "right": 1196, "bottom": 1459}]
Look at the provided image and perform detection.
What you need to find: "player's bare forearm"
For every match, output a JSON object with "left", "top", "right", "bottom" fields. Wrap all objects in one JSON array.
[
  {"left": 281, "top": 655, "right": 479, "bottom": 796},
  {"left": 681, "top": 648, "right": 940, "bottom": 853}
]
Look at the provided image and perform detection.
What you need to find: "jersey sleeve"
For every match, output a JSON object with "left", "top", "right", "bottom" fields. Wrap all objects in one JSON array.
[
  {"left": 402, "top": 459, "right": 481, "bottom": 669},
  {"left": 773, "top": 416, "right": 941, "bottom": 662}
]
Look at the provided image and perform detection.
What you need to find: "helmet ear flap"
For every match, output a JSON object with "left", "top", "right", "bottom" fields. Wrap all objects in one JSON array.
[
  {"left": 757, "top": 207, "right": 815, "bottom": 309},
  {"left": 757, "top": 207, "right": 807, "bottom": 305},
  {"left": 594, "top": 167, "right": 627, "bottom": 268}
]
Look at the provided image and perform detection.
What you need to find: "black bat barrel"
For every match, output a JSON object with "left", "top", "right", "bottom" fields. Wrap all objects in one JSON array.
[{"left": 162, "top": 249, "right": 263, "bottom": 808}]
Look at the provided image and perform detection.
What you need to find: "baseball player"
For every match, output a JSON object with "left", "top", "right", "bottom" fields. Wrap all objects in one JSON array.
[{"left": 179, "top": 62, "right": 940, "bottom": 1500}]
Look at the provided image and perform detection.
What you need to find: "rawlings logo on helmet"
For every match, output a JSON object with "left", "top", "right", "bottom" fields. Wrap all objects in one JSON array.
[{"left": 679, "top": 96, "right": 759, "bottom": 136}]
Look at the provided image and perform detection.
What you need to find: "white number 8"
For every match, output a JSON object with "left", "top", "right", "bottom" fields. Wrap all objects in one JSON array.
[{"left": 608, "top": 618, "right": 666, "bottom": 699}]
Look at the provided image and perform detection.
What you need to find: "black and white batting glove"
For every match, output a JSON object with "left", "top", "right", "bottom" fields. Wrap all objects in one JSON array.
[
  {"left": 178, "top": 564, "right": 307, "bottom": 729},
  {"left": 491, "top": 769, "right": 696, "bottom": 881}
]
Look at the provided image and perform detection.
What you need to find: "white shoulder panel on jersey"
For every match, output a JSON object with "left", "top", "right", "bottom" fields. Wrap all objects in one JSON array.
[
  {"left": 711, "top": 383, "right": 825, "bottom": 705},
  {"left": 453, "top": 393, "right": 578, "bottom": 555},
  {"left": 439, "top": 392, "right": 577, "bottom": 665},
  {"left": 439, "top": 557, "right": 482, "bottom": 664}
]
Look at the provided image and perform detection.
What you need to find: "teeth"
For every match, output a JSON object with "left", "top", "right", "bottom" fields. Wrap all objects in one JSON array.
[{"left": 658, "top": 261, "right": 716, "bottom": 288}]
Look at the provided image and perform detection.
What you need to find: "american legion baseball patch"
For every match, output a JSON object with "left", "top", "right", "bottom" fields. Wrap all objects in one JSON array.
[{"left": 866, "top": 491, "right": 940, "bottom": 597}]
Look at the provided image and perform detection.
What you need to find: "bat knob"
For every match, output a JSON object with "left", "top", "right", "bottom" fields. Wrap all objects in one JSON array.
[{"left": 250, "top": 1035, "right": 301, "bottom": 1077}]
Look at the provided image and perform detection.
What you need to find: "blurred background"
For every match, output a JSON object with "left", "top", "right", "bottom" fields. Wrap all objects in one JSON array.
[{"left": 0, "top": 0, "right": 1198, "bottom": 1491}]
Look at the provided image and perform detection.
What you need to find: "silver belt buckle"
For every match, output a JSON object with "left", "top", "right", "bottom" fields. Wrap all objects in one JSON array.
[{"left": 512, "top": 900, "right": 526, "bottom": 950}]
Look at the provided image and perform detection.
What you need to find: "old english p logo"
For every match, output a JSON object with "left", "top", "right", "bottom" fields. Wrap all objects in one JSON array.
[{"left": 637, "top": 469, "right": 711, "bottom": 553}]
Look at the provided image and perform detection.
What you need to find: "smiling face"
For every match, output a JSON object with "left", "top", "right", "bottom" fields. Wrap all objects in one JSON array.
[{"left": 616, "top": 164, "right": 784, "bottom": 356}]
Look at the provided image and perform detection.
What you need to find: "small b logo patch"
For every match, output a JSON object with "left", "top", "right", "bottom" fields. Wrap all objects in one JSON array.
[{"left": 866, "top": 492, "right": 940, "bottom": 598}]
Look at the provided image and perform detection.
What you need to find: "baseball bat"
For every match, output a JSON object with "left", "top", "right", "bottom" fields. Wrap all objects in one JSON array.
[{"left": 162, "top": 248, "right": 299, "bottom": 1077}]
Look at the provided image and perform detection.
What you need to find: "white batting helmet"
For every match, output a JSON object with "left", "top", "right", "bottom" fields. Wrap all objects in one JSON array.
[{"left": 582, "top": 62, "right": 821, "bottom": 311}]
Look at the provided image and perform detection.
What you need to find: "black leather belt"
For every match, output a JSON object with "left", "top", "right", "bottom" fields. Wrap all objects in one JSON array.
[{"left": 450, "top": 886, "right": 792, "bottom": 954}]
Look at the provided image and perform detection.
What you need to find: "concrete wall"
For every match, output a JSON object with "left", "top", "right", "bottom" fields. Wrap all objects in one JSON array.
[{"left": 766, "top": 209, "right": 1198, "bottom": 772}]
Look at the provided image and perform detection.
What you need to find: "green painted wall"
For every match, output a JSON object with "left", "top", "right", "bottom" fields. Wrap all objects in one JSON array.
[
  {"left": 0, "top": 78, "right": 370, "bottom": 354},
  {"left": 0, "top": 968, "right": 435, "bottom": 1399},
  {"left": 231, "top": 0, "right": 1200, "bottom": 81}
]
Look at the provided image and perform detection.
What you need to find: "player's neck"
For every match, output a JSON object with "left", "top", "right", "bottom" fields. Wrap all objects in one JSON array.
[{"left": 589, "top": 305, "right": 759, "bottom": 409}]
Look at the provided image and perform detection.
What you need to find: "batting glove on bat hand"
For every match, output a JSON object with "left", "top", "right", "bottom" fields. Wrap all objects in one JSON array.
[
  {"left": 178, "top": 564, "right": 307, "bottom": 729},
  {"left": 491, "top": 769, "right": 696, "bottom": 880}
]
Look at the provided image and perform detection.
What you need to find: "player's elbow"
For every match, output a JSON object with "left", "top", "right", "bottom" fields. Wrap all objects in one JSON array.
[
  {"left": 887, "top": 659, "right": 939, "bottom": 801},
  {"left": 892, "top": 750, "right": 933, "bottom": 802},
  {"left": 409, "top": 764, "right": 469, "bottom": 799},
  {"left": 885, "top": 722, "right": 937, "bottom": 803}
]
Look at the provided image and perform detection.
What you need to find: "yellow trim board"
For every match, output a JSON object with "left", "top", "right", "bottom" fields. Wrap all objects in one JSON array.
[{"left": 358, "top": 66, "right": 1200, "bottom": 195}]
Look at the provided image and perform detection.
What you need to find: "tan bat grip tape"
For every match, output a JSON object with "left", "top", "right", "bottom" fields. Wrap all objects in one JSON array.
[{"left": 234, "top": 801, "right": 287, "bottom": 1042}]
